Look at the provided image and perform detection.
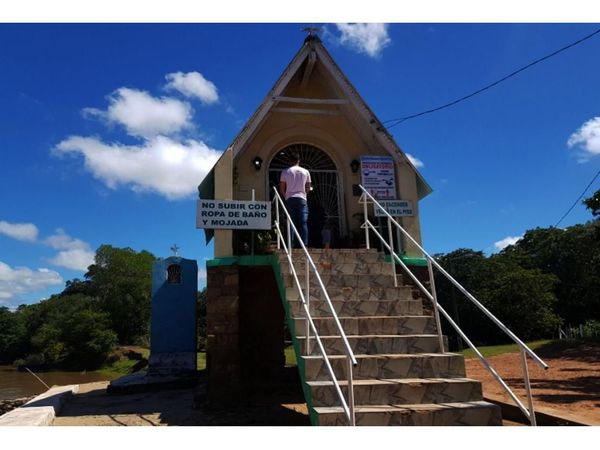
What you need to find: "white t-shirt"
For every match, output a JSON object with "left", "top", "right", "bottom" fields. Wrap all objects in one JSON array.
[{"left": 280, "top": 165, "right": 311, "bottom": 200}]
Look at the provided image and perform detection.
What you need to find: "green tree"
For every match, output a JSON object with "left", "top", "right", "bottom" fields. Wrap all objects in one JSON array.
[
  {"left": 481, "top": 253, "right": 561, "bottom": 341},
  {"left": 84, "top": 245, "right": 155, "bottom": 344},
  {"left": 583, "top": 188, "right": 600, "bottom": 218},
  {"left": 0, "top": 307, "right": 26, "bottom": 364},
  {"left": 24, "top": 293, "right": 117, "bottom": 369},
  {"left": 434, "top": 247, "right": 561, "bottom": 346},
  {"left": 434, "top": 249, "right": 490, "bottom": 347},
  {"left": 59, "top": 308, "right": 118, "bottom": 368},
  {"left": 516, "top": 223, "right": 600, "bottom": 325}
]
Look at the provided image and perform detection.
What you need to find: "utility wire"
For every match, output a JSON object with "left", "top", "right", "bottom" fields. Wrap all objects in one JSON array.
[
  {"left": 382, "top": 27, "right": 600, "bottom": 129},
  {"left": 554, "top": 167, "right": 600, "bottom": 227}
]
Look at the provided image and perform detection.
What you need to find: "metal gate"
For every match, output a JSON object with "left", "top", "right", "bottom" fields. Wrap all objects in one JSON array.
[{"left": 268, "top": 144, "right": 344, "bottom": 247}]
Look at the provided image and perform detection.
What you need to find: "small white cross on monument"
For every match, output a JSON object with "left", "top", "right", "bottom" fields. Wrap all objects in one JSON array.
[{"left": 170, "top": 244, "right": 180, "bottom": 256}]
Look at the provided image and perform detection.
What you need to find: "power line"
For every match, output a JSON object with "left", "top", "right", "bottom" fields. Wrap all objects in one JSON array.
[
  {"left": 382, "top": 27, "right": 600, "bottom": 129},
  {"left": 554, "top": 167, "right": 600, "bottom": 227}
]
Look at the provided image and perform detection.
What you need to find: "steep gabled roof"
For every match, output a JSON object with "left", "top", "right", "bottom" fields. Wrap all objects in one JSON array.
[
  {"left": 226, "top": 35, "right": 432, "bottom": 199},
  {"left": 199, "top": 36, "right": 432, "bottom": 203}
]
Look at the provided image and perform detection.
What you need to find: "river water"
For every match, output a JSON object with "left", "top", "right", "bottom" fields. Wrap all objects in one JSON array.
[{"left": 0, "top": 365, "right": 114, "bottom": 400}]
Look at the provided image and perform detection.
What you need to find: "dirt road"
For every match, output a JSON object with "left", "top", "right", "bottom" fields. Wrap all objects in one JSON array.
[{"left": 465, "top": 342, "right": 600, "bottom": 425}]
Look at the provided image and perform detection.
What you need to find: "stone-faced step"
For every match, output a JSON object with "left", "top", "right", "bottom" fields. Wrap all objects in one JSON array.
[
  {"left": 285, "top": 285, "right": 415, "bottom": 302},
  {"left": 293, "top": 316, "right": 437, "bottom": 336},
  {"left": 278, "top": 251, "right": 385, "bottom": 264},
  {"left": 295, "top": 334, "right": 443, "bottom": 355},
  {"left": 307, "top": 377, "right": 484, "bottom": 407},
  {"left": 283, "top": 273, "right": 402, "bottom": 289},
  {"left": 313, "top": 400, "right": 502, "bottom": 426},
  {"left": 301, "top": 353, "right": 467, "bottom": 381},
  {"left": 280, "top": 261, "right": 393, "bottom": 276},
  {"left": 289, "top": 299, "right": 423, "bottom": 317}
]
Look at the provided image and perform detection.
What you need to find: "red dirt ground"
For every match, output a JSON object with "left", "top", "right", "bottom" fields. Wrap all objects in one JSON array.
[{"left": 465, "top": 342, "right": 600, "bottom": 425}]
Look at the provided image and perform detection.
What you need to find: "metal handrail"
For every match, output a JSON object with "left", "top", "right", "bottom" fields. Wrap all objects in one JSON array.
[
  {"left": 358, "top": 184, "right": 548, "bottom": 426},
  {"left": 272, "top": 187, "right": 357, "bottom": 426}
]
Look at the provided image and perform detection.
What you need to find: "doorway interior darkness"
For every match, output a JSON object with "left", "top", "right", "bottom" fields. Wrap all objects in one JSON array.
[{"left": 268, "top": 143, "right": 344, "bottom": 248}]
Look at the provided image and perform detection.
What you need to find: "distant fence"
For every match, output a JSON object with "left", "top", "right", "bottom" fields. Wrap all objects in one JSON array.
[{"left": 558, "top": 320, "right": 600, "bottom": 340}]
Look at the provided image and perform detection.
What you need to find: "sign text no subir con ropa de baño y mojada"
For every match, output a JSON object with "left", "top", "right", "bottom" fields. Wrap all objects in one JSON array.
[{"left": 196, "top": 200, "right": 272, "bottom": 230}]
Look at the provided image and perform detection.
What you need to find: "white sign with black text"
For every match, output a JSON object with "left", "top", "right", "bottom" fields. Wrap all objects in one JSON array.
[
  {"left": 374, "top": 200, "right": 414, "bottom": 217},
  {"left": 360, "top": 155, "right": 397, "bottom": 199},
  {"left": 196, "top": 200, "right": 272, "bottom": 230}
]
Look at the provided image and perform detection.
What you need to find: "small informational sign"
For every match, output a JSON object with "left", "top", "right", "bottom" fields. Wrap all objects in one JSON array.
[
  {"left": 360, "top": 155, "right": 397, "bottom": 199},
  {"left": 374, "top": 200, "right": 414, "bottom": 217},
  {"left": 196, "top": 200, "right": 271, "bottom": 230}
]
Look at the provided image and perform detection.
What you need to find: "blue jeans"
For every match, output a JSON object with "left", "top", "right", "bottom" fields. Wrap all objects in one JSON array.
[{"left": 285, "top": 197, "right": 308, "bottom": 248}]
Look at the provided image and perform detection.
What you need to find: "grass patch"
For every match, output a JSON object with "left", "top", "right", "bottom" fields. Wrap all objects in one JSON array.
[
  {"left": 96, "top": 358, "right": 139, "bottom": 378},
  {"left": 460, "top": 339, "right": 552, "bottom": 359},
  {"left": 95, "top": 346, "right": 149, "bottom": 378}
]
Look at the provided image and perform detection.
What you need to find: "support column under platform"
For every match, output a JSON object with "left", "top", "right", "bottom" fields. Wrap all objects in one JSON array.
[{"left": 206, "top": 256, "right": 285, "bottom": 404}]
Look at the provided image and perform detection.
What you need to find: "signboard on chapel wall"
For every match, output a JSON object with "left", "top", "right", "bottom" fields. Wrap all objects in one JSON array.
[
  {"left": 360, "top": 155, "right": 397, "bottom": 199},
  {"left": 374, "top": 200, "right": 414, "bottom": 217},
  {"left": 196, "top": 200, "right": 272, "bottom": 230}
]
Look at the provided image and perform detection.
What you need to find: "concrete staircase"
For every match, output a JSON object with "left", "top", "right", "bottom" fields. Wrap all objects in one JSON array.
[{"left": 276, "top": 248, "right": 502, "bottom": 426}]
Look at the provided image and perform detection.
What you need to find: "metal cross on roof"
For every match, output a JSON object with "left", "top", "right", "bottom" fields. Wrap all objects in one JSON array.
[
  {"left": 170, "top": 244, "right": 180, "bottom": 256},
  {"left": 302, "top": 26, "right": 323, "bottom": 37}
]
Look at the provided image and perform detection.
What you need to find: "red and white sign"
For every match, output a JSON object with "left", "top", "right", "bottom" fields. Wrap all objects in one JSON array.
[{"left": 360, "top": 155, "right": 397, "bottom": 199}]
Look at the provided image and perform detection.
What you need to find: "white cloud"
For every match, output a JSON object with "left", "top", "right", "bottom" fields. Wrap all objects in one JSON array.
[
  {"left": 45, "top": 228, "right": 88, "bottom": 251},
  {"left": 494, "top": 235, "right": 523, "bottom": 251},
  {"left": 335, "top": 23, "right": 391, "bottom": 58},
  {"left": 85, "top": 88, "right": 193, "bottom": 138},
  {"left": 49, "top": 248, "right": 95, "bottom": 272},
  {"left": 568, "top": 117, "right": 600, "bottom": 162},
  {"left": 165, "top": 72, "right": 219, "bottom": 105},
  {"left": 55, "top": 135, "right": 220, "bottom": 200},
  {"left": 44, "top": 228, "right": 95, "bottom": 272},
  {"left": 406, "top": 153, "right": 424, "bottom": 168},
  {"left": 197, "top": 267, "right": 207, "bottom": 286},
  {"left": 0, "top": 221, "right": 39, "bottom": 242},
  {"left": 0, "top": 261, "right": 63, "bottom": 302}
]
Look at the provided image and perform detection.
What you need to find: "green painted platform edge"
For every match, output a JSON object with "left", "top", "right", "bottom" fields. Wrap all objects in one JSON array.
[
  {"left": 207, "top": 254, "right": 427, "bottom": 267},
  {"left": 269, "top": 254, "right": 319, "bottom": 426},
  {"left": 206, "top": 255, "right": 275, "bottom": 267},
  {"left": 383, "top": 255, "right": 428, "bottom": 267}
]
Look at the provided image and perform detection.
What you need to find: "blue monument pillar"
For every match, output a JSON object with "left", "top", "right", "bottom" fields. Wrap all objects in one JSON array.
[{"left": 149, "top": 256, "right": 198, "bottom": 377}]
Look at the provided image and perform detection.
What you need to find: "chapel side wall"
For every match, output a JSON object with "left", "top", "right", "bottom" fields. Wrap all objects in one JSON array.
[
  {"left": 396, "top": 161, "right": 423, "bottom": 257},
  {"left": 214, "top": 148, "right": 234, "bottom": 257}
]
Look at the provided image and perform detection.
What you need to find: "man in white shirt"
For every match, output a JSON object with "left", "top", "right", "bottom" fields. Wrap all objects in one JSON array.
[{"left": 279, "top": 152, "right": 311, "bottom": 248}]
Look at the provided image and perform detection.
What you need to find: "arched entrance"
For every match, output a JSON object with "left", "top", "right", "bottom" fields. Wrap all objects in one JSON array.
[{"left": 268, "top": 143, "right": 344, "bottom": 248}]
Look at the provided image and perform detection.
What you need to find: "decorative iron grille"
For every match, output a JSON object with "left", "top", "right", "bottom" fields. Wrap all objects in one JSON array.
[{"left": 268, "top": 144, "right": 343, "bottom": 245}]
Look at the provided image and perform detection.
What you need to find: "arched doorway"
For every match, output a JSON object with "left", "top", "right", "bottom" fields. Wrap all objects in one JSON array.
[{"left": 268, "top": 143, "right": 344, "bottom": 248}]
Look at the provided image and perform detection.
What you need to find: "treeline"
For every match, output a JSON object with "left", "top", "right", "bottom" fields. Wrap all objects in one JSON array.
[
  {"left": 434, "top": 190, "right": 600, "bottom": 348},
  {"left": 0, "top": 245, "right": 156, "bottom": 369},
  {"left": 1, "top": 191, "right": 598, "bottom": 368}
]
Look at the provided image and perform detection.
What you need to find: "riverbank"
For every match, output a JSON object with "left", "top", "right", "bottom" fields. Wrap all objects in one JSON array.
[
  {"left": 0, "top": 396, "right": 34, "bottom": 415},
  {"left": 0, "top": 346, "right": 150, "bottom": 403}
]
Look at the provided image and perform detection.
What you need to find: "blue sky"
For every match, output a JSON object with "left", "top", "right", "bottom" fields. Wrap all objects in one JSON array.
[{"left": 1, "top": 23, "right": 599, "bottom": 308}]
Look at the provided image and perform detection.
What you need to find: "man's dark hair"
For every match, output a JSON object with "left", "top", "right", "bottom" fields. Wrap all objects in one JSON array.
[{"left": 289, "top": 151, "right": 300, "bottom": 163}]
